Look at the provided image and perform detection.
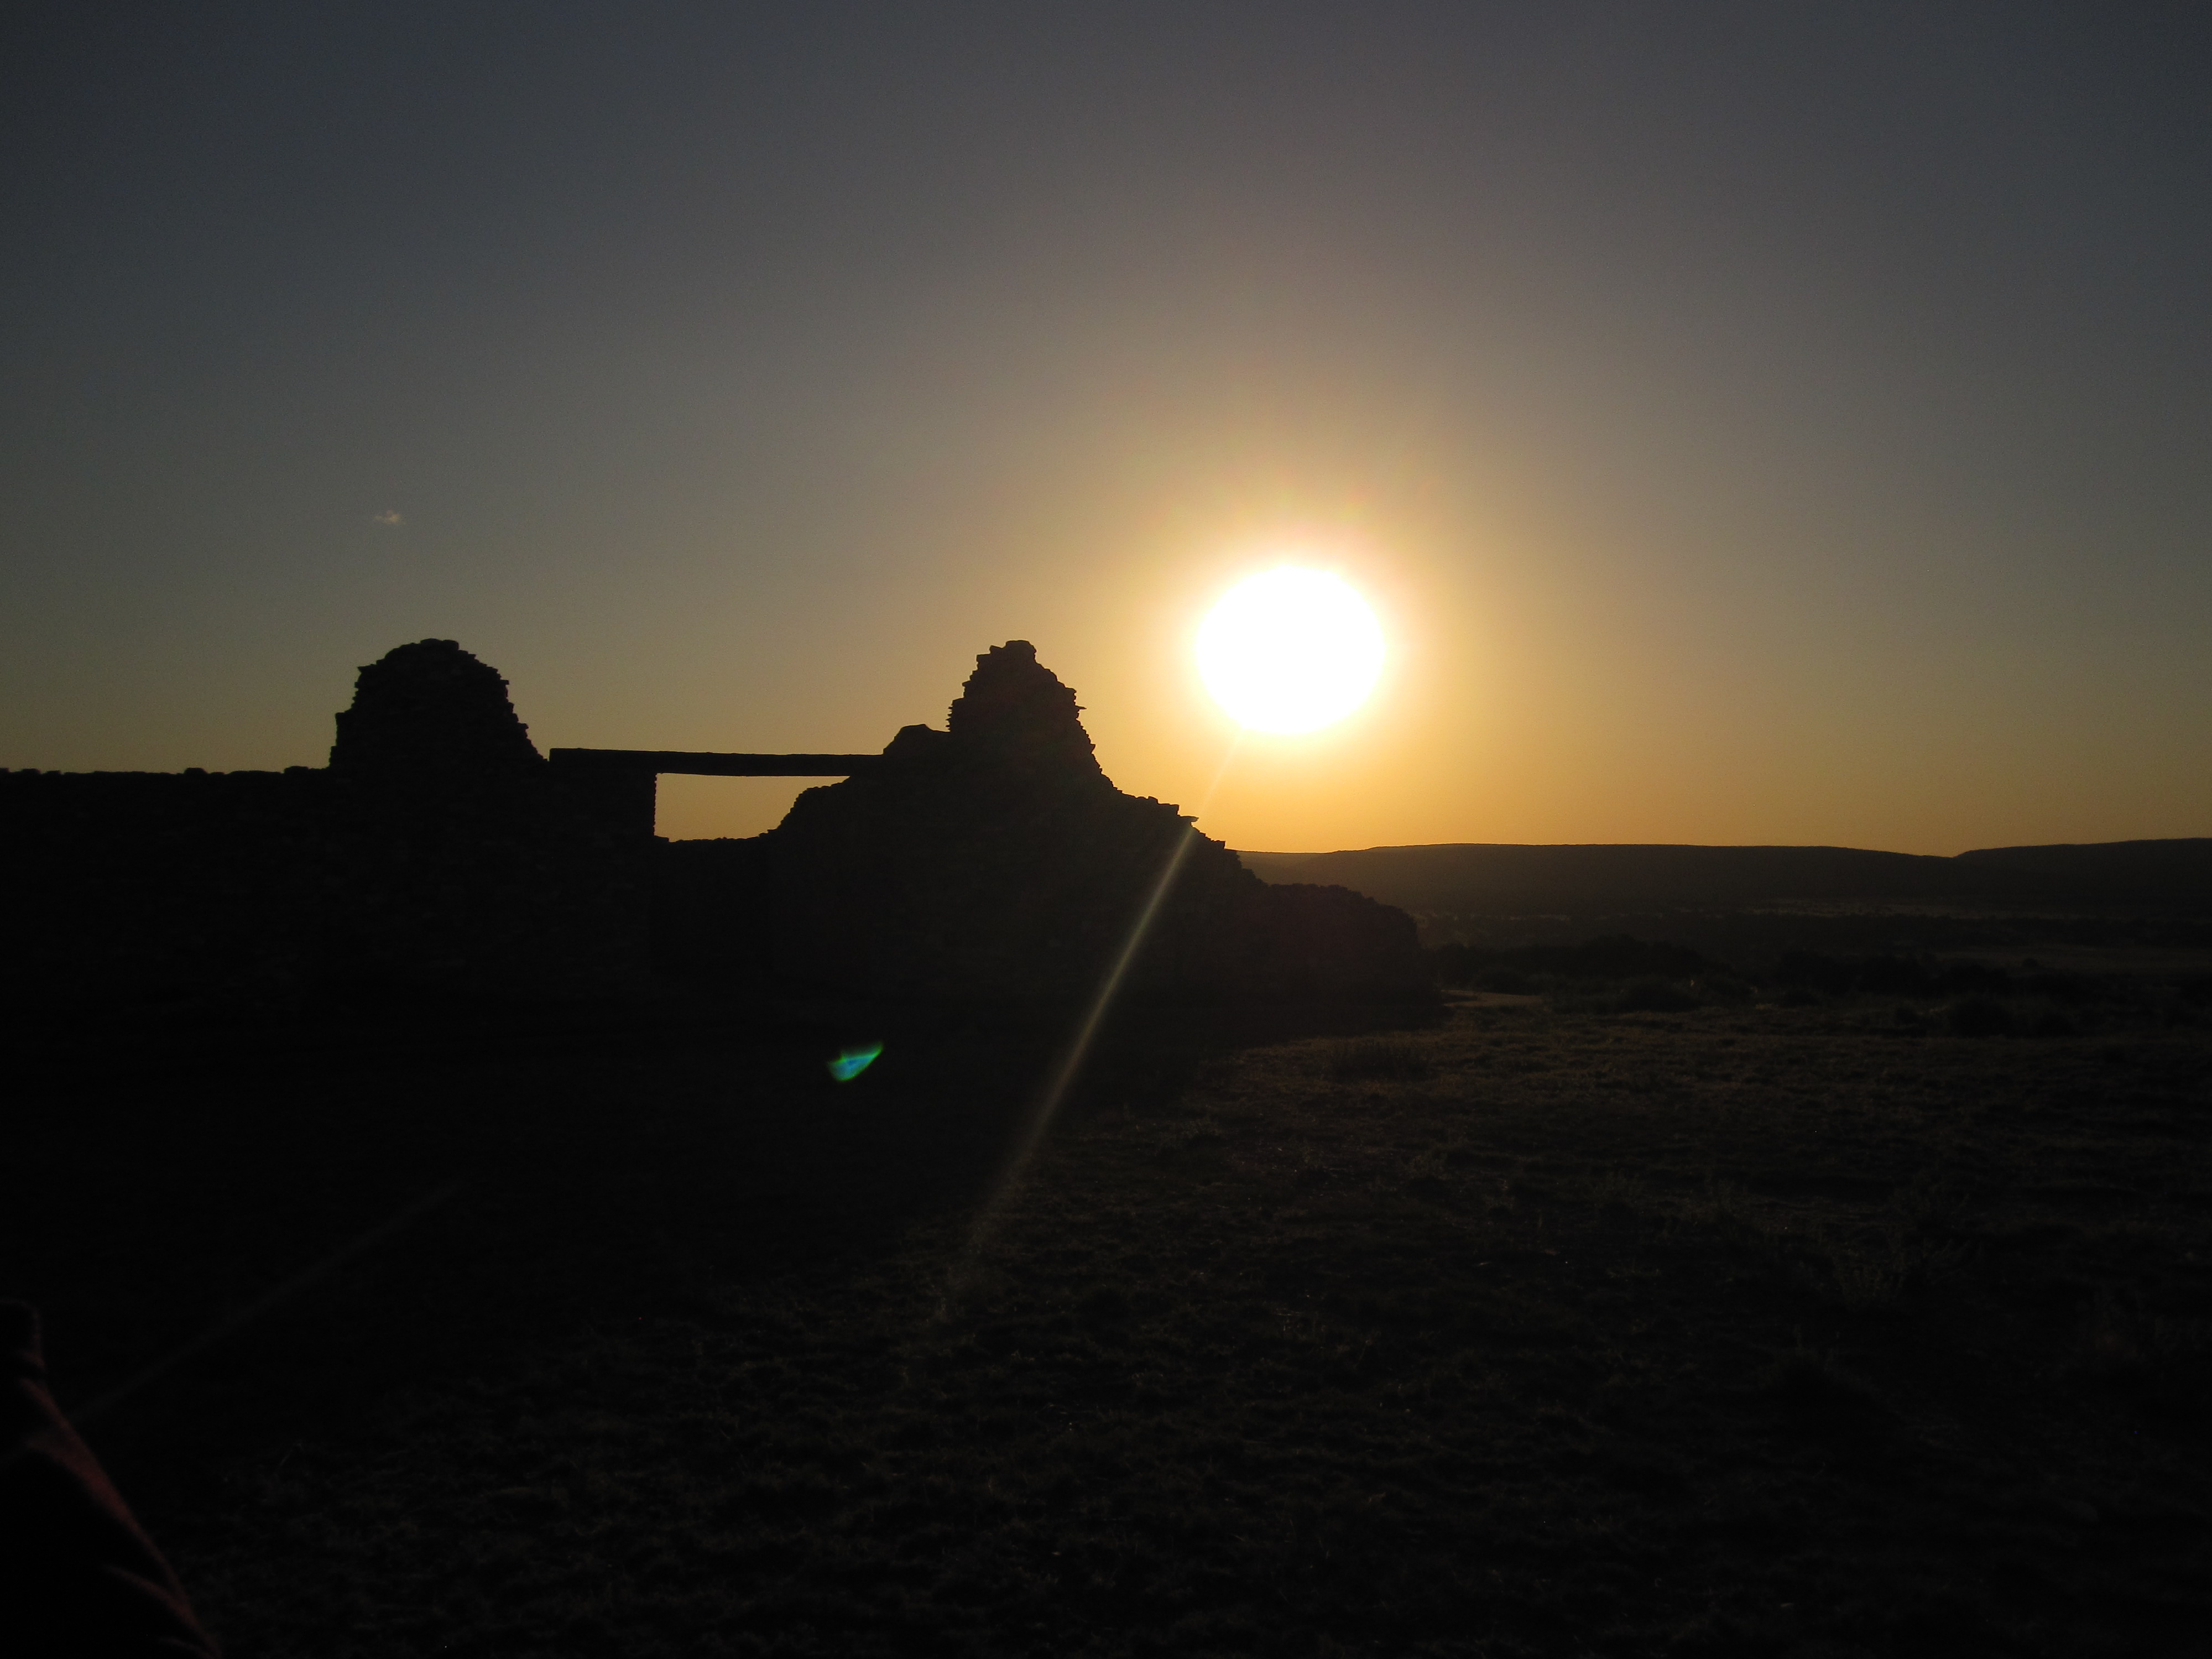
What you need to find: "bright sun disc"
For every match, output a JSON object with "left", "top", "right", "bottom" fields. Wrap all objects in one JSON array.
[{"left": 1198, "top": 567, "right": 1385, "bottom": 733}]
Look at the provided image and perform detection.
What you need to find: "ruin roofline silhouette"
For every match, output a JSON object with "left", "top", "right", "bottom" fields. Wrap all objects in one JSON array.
[
  {"left": 1, "top": 637, "right": 1432, "bottom": 1008},
  {"left": 549, "top": 749, "right": 886, "bottom": 776},
  {"left": 7, "top": 635, "right": 2205, "bottom": 1018}
]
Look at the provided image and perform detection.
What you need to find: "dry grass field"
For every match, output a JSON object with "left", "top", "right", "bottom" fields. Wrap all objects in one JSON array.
[{"left": 9, "top": 981, "right": 2209, "bottom": 1656}]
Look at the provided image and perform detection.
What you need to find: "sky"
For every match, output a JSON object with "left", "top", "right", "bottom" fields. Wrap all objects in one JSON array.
[{"left": 5, "top": 2, "right": 2209, "bottom": 854}]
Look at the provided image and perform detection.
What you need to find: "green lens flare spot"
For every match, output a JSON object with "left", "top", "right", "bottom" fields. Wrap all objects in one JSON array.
[{"left": 827, "top": 1041, "right": 884, "bottom": 1082}]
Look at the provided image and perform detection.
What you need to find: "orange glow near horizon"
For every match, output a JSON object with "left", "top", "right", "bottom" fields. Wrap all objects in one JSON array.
[{"left": 8, "top": 13, "right": 2212, "bottom": 866}]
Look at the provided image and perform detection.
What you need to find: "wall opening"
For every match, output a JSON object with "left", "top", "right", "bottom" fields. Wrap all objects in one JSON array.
[{"left": 654, "top": 774, "right": 816, "bottom": 841}]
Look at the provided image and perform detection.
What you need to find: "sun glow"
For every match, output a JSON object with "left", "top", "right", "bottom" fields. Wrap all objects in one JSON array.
[{"left": 1197, "top": 567, "right": 1385, "bottom": 733}]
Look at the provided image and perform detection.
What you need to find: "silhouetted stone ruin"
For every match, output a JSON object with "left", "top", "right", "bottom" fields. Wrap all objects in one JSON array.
[
  {"left": 2, "top": 638, "right": 1427, "bottom": 1008},
  {"left": 3, "top": 640, "right": 639, "bottom": 1006},
  {"left": 322, "top": 641, "right": 642, "bottom": 998},
  {"left": 329, "top": 638, "right": 547, "bottom": 787},
  {"left": 656, "top": 640, "right": 1428, "bottom": 1001},
  {"left": 945, "top": 639, "right": 1106, "bottom": 779}
]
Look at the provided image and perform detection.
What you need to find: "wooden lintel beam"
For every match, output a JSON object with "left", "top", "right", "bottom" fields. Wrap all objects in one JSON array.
[{"left": 549, "top": 748, "right": 882, "bottom": 778}]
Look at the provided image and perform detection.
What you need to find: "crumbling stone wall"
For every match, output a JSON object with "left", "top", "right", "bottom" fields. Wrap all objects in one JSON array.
[
  {"left": 322, "top": 640, "right": 644, "bottom": 998},
  {"left": 2, "top": 641, "right": 644, "bottom": 1008},
  {"left": 0, "top": 766, "right": 327, "bottom": 1005},
  {"left": 658, "top": 641, "right": 1428, "bottom": 1001},
  {"left": 4, "top": 636, "right": 1422, "bottom": 1010}
]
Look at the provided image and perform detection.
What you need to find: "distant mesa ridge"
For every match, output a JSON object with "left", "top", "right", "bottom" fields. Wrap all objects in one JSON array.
[{"left": 1235, "top": 839, "right": 2212, "bottom": 916}]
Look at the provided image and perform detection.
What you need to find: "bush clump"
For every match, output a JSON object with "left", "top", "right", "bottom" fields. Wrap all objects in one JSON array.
[
  {"left": 1612, "top": 977, "right": 1703, "bottom": 1013},
  {"left": 1431, "top": 935, "right": 1712, "bottom": 989},
  {"left": 1949, "top": 996, "right": 2014, "bottom": 1037},
  {"left": 1327, "top": 1035, "right": 1436, "bottom": 1081}
]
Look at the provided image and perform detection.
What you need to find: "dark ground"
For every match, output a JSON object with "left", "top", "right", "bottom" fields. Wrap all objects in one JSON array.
[{"left": 6, "top": 975, "right": 2209, "bottom": 1657}]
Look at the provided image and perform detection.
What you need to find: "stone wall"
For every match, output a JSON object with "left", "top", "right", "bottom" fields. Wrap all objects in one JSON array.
[
  {"left": 4, "top": 637, "right": 1427, "bottom": 1010},
  {"left": 1, "top": 765, "right": 328, "bottom": 1005},
  {"left": 2, "top": 642, "right": 644, "bottom": 1009},
  {"left": 655, "top": 641, "right": 1430, "bottom": 1003}
]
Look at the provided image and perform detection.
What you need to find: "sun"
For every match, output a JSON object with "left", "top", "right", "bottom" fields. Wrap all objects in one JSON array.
[{"left": 1198, "top": 567, "right": 1385, "bottom": 733}]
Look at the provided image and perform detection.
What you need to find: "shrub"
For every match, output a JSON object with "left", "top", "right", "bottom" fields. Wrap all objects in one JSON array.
[
  {"left": 1613, "top": 976, "right": 1702, "bottom": 1013},
  {"left": 1775, "top": 950, "right": 1854, "bottom": 995},
  {"left": 2022, "top": 972, "right": 2091, "bottom": 1004},
  {"left": 2024, "top": 1002, "right": 2078, "bottom": 1037},
  {"left": 1327, "top": 1035, "right": 1436, "bottom": 1081},
  {"left": 1773, "top": 951, "right": 1938, "bottom": 998},
  {"left": 1948, "top": 996, "right": 2013, "bottom": 1037},
  {"left": 1943, "top": 959, "right": 2013, "bottom": 995},
  {"left": 1430, "top": 935, "right": 1715, "bottom": 988},
  {"left": 1855, "top": 953, "right": 1936, "bottom": 997}
]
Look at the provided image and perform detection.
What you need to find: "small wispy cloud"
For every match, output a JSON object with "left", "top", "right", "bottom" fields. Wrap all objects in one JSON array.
[{"left": 371, "top": 509, "right": 405, "bottom": 528}]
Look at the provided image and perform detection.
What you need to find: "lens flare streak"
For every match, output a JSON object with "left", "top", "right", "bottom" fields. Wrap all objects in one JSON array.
[{"left": 944, "top": 738, "right": 1242, "bottom": 1308}]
